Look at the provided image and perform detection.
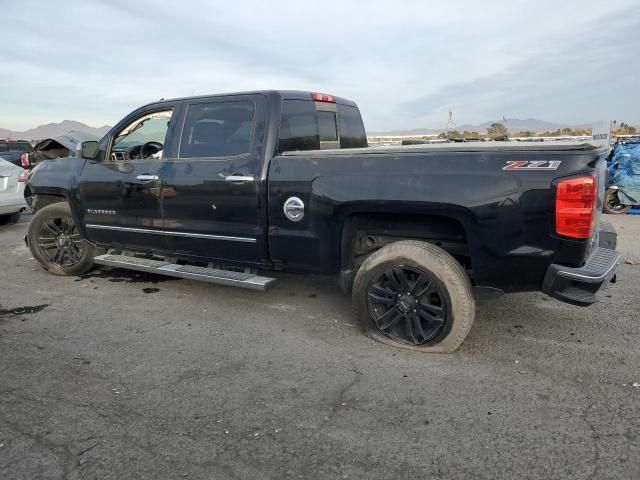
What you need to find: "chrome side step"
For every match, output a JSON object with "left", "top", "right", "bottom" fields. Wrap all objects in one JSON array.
[{"left": 93, "top": 254, "right": 276, "bottom": 291}]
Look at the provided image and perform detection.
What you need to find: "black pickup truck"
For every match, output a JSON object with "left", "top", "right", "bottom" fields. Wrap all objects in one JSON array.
[{"left": 24, "top": 90, "right": 620, "bottom": 352}]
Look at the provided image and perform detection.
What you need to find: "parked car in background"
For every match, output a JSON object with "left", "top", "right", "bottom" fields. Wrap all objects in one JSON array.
[
  {"left": 0, "top": 139, "right": 33, "bottom": 169},
  {"left": 0, "top": 139, "right": 32, "bottom": 154},
  {"left": 0, "top": 157, "right": 29, "bottom": 224}
]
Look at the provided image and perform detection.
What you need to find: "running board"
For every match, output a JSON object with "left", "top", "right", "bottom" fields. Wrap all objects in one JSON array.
[{"left": 93, "top": 254, "right": 276, "bottom": 291}]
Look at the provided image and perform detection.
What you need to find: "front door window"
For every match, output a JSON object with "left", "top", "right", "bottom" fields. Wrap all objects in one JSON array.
[{"left": 110, "top": 110, "right": 173, "bottom": 161}]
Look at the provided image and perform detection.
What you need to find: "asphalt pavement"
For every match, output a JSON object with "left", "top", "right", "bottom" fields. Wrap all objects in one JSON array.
[{"left": 1, "top": 214, "right": 639, "bottom": 479}]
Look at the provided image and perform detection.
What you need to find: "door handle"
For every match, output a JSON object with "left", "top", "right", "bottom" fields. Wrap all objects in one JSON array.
[
  {"left": 136, "top": 174, "right": 160, "bottom": 182},
  {"left": 224, "top": 175, "right": 254, "bottom": 184}
]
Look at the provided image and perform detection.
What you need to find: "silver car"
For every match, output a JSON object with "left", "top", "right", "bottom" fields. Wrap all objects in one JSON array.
[{"left": 0, "top": 157, "right": 28, "bottom": 224}]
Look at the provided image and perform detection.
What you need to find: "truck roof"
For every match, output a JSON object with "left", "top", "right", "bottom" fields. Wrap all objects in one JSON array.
[{"left": 146, "top": 90, "right": 358, "bottom": 108}]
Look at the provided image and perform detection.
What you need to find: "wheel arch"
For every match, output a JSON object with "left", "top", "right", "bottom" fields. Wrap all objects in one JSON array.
[
  {"left": 26, "top": 187, "right": 88, "bottom": 239},
  {"left": 28, "top": 191, "right": 69, "bottom": 212},
  {"left": 338, "top": 211, "right": 473, "bottom": 290}
]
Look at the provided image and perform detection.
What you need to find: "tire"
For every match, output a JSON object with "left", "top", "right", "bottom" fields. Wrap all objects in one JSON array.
[
  {"left": 27, "top": 202, "right": 97, "bottom": 276},
  {"left": 603, "top": 188, "right": 632, "bottom": 215},
  {"left": 352, "top": 240, "right": 475, "bottom": 353},
  {"left": 0, "top": 212, "right": 21, "bottom": 225}
]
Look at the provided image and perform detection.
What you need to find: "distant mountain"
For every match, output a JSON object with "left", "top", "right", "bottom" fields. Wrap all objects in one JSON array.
[
  {"left": 0, "top": 120, "right": 112, "bottom": 141},
  {"left": 368, "top": 127, "right": 440, "bottom": 136},
  {"left": 369, "top": 118, "right": 592, "bottom": 136}
]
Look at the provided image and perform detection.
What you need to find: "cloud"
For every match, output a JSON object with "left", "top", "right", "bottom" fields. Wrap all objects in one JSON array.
[
  {"left": 0, "top": 0, "right": 638, "bottom": 131},
  {"left": 395, "top": 6, "right": 640, "bottom": 129}
]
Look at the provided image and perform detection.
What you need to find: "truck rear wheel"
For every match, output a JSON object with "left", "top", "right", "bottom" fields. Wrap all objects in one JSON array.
[
  {"left": 28, "top": 202, "right": 97, "bottom": 276},
  {"left": 352, "top": 240, "right": 475, "bottom": 353}
]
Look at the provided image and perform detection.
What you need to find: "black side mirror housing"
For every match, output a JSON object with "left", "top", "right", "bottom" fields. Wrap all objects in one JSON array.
[{"left": 81, "top": 141, "right": 100, "bottom": 160}]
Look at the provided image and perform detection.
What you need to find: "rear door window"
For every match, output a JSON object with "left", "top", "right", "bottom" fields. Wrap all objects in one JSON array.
[{"left": 179, "top": 101, "right": 255, "bottom": 158}]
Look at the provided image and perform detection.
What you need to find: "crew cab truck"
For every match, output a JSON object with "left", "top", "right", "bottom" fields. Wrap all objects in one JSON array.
[{"left": 24, "top": 90, "right": 620, "bottom": 352}]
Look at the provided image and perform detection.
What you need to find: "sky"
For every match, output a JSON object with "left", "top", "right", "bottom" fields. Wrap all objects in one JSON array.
[{"left": 1, "top": 0, "right": 639, "bottom": 132}]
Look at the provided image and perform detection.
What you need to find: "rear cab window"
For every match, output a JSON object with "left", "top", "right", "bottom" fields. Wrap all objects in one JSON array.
[
  {"left": 277, "top": 95, "right": 367, "bottom": 154},
  {"left": 337, "top": 103, "right": 367, "bottom": 149}
]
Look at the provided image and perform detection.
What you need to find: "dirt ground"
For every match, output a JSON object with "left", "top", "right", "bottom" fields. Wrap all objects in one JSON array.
[{"left": 1, "top": 214, "right": 639, "bottom": 479}]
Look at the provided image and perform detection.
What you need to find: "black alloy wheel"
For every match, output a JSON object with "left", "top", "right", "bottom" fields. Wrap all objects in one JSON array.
[
  {"left": 35, "top": 216, "right": 86, "bottom": 268},
  {"left": 28, "top": 202, "right": 97, "bottom": 276},
  {"left": 366, "top": 265, "right": 449, "bottom": 345}
]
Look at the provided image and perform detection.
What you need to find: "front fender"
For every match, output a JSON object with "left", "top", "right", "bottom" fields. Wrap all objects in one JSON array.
[
  {"left": 26, "top": 157, "right": 87, "bottom": 202},
  {"left": 25, "top": 157, "right": 88, "bottom": 233}
]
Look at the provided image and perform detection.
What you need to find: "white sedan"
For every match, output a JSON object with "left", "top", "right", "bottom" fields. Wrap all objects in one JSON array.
[{"left": 0, "top": 157, "right": 29, "bottom": 224}]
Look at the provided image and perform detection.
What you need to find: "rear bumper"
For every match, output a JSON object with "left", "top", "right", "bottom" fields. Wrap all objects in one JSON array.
[
  {"left": 0, "top": 203, "right": 27, "bottom": 215},
  {"left": 0, "top": 185, "right": 28, "bottom": 215},
  {"left": 541, "top": 221, "right": 619, "bottom": 306}
]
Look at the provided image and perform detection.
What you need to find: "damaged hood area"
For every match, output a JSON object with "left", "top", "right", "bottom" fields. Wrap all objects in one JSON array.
[{"left": 33, "top": 131, "right": 99, "bottom": 161}]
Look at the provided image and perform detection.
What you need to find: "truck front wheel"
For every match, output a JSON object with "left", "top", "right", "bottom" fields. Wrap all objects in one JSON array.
[
  {"left": 27, "top": 202, "right": 97, "bottom": 276},
  {"left": 352, "top": 240, "right": 475, "bottom": 353}
]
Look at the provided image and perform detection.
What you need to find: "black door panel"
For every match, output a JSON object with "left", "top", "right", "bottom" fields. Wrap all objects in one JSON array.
[
  {"left": 161, "top": 95, "right": 267, "bottom": 262},
  {"left": 79, "top": 160, "right": 167, "bottom": 249},
  {"left": 78, "top": 105, "right": 179, "bottom": 251},
  {"left": 162, "top": 158, "right": 260, "bottom": 259}
]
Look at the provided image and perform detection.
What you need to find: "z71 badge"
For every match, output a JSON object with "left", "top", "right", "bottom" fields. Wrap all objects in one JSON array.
[{"left": 503, "top": 160, "right": 561, "bottom": 171}]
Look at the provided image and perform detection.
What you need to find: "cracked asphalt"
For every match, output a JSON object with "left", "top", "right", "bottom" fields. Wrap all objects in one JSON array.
[{"left": 1, "top": 214, "right": 639, "bottom": 479}]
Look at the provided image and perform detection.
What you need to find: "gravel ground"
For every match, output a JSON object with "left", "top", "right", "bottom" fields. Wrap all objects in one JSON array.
[{"left": 0, "top": 214, "right": 639, "bottom": 480}]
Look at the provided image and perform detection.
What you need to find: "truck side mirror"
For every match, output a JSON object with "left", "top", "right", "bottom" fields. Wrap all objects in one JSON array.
[{"left": 81, "top": 141, "right": 100, "bottom": 160}]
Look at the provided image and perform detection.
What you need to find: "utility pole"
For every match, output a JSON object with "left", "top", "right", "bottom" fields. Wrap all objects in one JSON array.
[{"left": 446, "top": 111, "right": 455, "bottom": 133}]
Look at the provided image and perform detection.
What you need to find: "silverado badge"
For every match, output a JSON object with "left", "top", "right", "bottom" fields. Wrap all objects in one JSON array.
[{"left": 87, "top": 208, "right": 117, "bottom": 215}]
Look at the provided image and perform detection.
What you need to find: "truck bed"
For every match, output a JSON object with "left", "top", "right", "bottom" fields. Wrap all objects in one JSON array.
[
  {"left": 269, "top": 139, "right": 609, "bottom": 292},
  {"left": 280, "top": 141, "right": 607, "bottom": 156}
]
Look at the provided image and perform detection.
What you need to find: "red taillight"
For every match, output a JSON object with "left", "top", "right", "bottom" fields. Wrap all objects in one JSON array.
[
  {"left": 21, "top": 153, "right": 30, "bottom": 168},
  {"left": 555, "top": 173, "right": 598, "bottom": 239},
  {"left": 311, "top": 92, "right": 336, "bottom": 103},
  {"left": 18, "top": 170, "right": 29, "bottom": 183}
]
